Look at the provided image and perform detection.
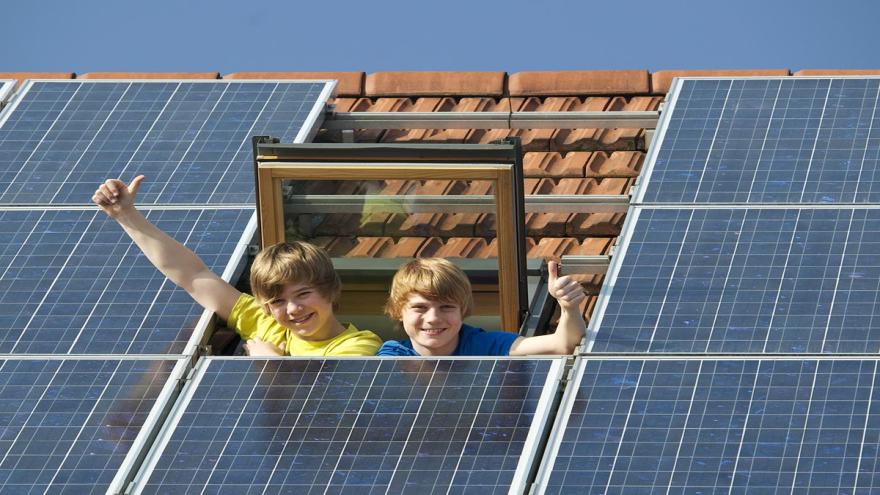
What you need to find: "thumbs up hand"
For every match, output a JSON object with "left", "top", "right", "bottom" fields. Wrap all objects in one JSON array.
[
  {"left": 92, "top": 175, "right": 145, "bottom": 218},
  {"left": 547, "top": 261, "right": 586, "bottom": 311}
]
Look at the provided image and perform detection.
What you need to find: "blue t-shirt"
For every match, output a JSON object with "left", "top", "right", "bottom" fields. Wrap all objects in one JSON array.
[{"left": 376, "top": 324, "right": 520, "bottom": 356}]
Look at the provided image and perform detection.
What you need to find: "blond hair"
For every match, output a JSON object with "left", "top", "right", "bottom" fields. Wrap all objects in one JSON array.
[
  {"left": 249, "top": 242, "right": 341, "bottom": 304},
  {"left": 384, "top": 258, "right": 473, "bottom": 320}
]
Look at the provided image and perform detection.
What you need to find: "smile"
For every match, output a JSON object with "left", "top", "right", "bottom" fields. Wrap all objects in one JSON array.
[
  {"left": 421, "top": 328, "right": 446, "bottom": 336},
  {"left": 289, "top": 312, "right": 314, "bottom": 325}
]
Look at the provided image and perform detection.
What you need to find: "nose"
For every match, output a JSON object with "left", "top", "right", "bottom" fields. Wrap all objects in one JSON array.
[
  {"left": 424, "top": 306, "right": 443, "bottom": 323},
  {"left": 286, "top": 300, "right": 304, "bottom": 315}
]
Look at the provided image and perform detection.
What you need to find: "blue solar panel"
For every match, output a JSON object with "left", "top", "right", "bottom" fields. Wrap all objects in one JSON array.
[
  {"left": 537, "top": 358, "right": 880, "bottom": 494},
  {"left": 136, "top": 358, "right": 561, "bottom": 494},
  {"left": 0, "top": 207, "right": 252, "bottom": 354},
  {"left": 591, "top": 207, "right": 880, "bottom": 353},
  {"left": 638, "top": 78, "right": 880, "bottom": 204},
  {"left": 0, "top": 358, "right": 181, "bottom": 495},
  {"left": 0, "top": 80, "right": 332, "bottom": 205}
]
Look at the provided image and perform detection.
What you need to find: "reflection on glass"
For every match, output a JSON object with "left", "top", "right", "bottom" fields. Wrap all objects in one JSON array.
[{"left": 280, "top": 178, "right": 503, "bottom": 338}]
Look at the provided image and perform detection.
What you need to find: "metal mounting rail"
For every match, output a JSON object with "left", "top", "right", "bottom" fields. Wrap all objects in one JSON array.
[
  {"left": 559, "top": 255, "right": 612, "bottom": 274},
  {"left": 322, "top": 111, "right": 659, "bottom": 130},
  {"left": 282, "top": 194, "right": 630, "bottom": 214}
]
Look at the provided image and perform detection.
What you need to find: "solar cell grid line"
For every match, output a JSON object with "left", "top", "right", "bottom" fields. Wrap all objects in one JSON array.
[
  {"left": 634, "top": 77, "right": 880, "bottom": 205},
  {"left": 533, "top": 357, "right": 880, "bottom": 495},
  {"left": 0, "top": 79, "right": 335, "bottom": 205},
  {"left": 0, "top": 206, "right": 253, "bottom": 355},
  {"left": 130, "top": 357, "right": 564, "bottom": 495},
  {"left": 0, "top": 357, "right": 187, "bottom": 495},
  {"left": 587, "top": 206, "right": 880, "bottom": 354}
]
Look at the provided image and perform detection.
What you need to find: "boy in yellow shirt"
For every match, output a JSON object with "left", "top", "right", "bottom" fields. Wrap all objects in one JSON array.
[{"left": 92, "top": 175, "right": 381, "bottom": 356}]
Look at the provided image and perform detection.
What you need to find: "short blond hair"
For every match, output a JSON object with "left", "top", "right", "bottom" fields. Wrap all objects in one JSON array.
[
  {"left": 384, "top": 258, "right": 473, "bottom": 320},
  {"left": 250, "top": 242, "right": 341, "bottom": 304}
]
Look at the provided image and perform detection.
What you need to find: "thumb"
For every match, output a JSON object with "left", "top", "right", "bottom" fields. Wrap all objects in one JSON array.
[
  {"left": 279, "top": 341, "right": 286, "bottom": 353},
  {"left": 548, "top": 260, "right": 559, "bottom": 286},
  {"left": 128, "top": 175, "right": 145, "bottom": 196}
]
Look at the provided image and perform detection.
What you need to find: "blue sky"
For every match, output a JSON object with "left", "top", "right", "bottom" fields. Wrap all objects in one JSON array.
[{"left": 3, "top": 0, "right": 879, "bottom": 73}]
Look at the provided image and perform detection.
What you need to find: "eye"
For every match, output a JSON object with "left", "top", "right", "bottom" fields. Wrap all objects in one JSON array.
[
  {"left": 441, "top": 304, "right": 458, "bottom": 311},
  {"left": 268, "top": 299, "right": 285, "bottom": 307}
]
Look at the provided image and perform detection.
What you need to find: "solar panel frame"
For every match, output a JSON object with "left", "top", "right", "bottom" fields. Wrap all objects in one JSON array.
[
  {"left": 534, "top": 356, "right": 880, "bottom": 494},
  {"left": 634, "top": 76, "right": 880, "bottom": 205},
  {"left": 0, "top": 356, "right": 188, "bottom": 495},
  {"left": 130, "top": 356, "right": 565, "bottom": 495},
  {"left": 0, "top": 81, "right": 14, "bottom": 106},
  {"left": 587, "top": 205, "right": 880, "bottom": 353},
  {"left": 0, "top": 206, "right": 256, "bottom": 355},
  {"left": 0, "top": 79, "right": 336, "bottom": 205}
]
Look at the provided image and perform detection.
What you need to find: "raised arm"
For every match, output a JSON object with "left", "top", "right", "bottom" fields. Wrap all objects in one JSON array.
[
  {"left": 92, "top": 176, "right": 241, "bottom": 320},
  {"left": 508, "top": 261, "right": 586, "bottom": 356}
]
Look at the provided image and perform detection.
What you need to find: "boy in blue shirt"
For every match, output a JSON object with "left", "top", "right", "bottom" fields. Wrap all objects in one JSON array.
[{"left": 377, "top": 258, "right": 586, "bottom": 356}]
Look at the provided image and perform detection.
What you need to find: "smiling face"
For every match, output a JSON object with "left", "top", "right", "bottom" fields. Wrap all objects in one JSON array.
[
  {"left": 263, "top": 283, "right": 340, "bottom": 341},
  {"left": 400, "top": 293, "right": 464, "bottom": 356}
]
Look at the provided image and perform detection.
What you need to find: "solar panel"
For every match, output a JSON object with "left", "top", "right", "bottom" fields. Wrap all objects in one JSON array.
[
  {"left": 590, "top": 206, "right": 880, "bottom": 353},
  {"left": 637, "top": 77, "right": 880, "bottom": 204},
  {"left": 133, "top": 357, "right": 563, "bottom": 494},
  {"left": 0, "top": 357, "right": 185, "bottom": 495},
  {"left": 534, "top": 357, "right": 880, "bottom": 494},
  {"left": 0, "top": 207, "right": 253, "bottom": 355},
  {"left": 0, "top": 80, "right": 334, "bottom": 205}
]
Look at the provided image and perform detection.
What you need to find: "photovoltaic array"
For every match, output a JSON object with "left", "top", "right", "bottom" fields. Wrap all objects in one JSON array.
[
  {"left": 591, "top": 207, "right": 880, "bottom": 353},
  {"left": 0, "top": 80, "right": 332, "bottom": 204},
  {"left": 536, "top": 358, "right": 880, "bottom": 494},
  {"left": 0, "top": 358, "right": 184, "bottom": 495},
  {"left": 135, "top": 358, "right": 562, "bottom": 494},
  {"left": 637, "top": 78, "right": 880, "bottom": 205},
  {"left": 0, "top": 208, "right": 253, "bottom": 355},
  {"left": 537, "top": 77, "right": 880, "bottom": 492},
  {"left": 0, "top": 78, "right": 335, "bottom": 493},
  {"left": 0, "top": 80, "right": 334, "bottom": 356}
]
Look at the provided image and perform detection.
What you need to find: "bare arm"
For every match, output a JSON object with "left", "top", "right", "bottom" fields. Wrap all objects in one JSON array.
[
  {"left": 92, "top": 176, "right": 241, "bottom": 320},
  {"left": 508, "top": 261, "right": 586, "bottom": 356}
]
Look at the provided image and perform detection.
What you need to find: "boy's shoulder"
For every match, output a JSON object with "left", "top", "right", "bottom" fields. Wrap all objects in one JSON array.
[
  {"left": 455, "top": 324, "right": 519, "bottom": 356},
  {"left": 322, "top": 323, "right": 383, "bottom": 356},
  {"left": 376, "top": 339, "right": 419, "bottom": 357}
]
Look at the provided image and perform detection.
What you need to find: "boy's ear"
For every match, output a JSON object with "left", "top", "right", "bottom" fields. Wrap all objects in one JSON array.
[{"left": 261, "top": 303, "right": 272, "bottom": 316}]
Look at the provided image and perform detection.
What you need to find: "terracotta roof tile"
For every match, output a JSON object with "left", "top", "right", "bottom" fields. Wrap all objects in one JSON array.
[
  {"left": 524, "top": 152, "right": 596, "bottom": 178},
  {"left": 651, "top": 69, "right": 790, "bottom": 94},
  {"left": 509, "top": 70, "right": 651, "bottom": 96},
  {"left": 525, "top": 178, "right": 557, "bottom": 195},
  {"left": 794, "top": 69, "right": 880, "bottom": 76},
  {"left": 434, "top": 237, "right": 489, "bottom": 258},
  {"left": 564, "top": 178, "right": 634, "bottom": 236},
  {"left": 345, "top": 237, "right": 395, "bottom": 257},
  {"left": 576, "top": 237, "right": 614, "bottom": 256},
  {"left": 528, "top": 238, "right": 581, "bottom": 259},
  {"left": 381, "top": 98, "right": 446, "bottom": 143},
  {"left": 78, "top": 72, "right": 220, "bottom": 79},
  {"left": 312, "top": 237, "right": 357, "bottom": 256},
  {"left": 525, "top": 179, "right": 592, "bottom": 237},
  {"left": 585, "top": 152, "right": 643, "bottom": 178},
  {"left": 223, "top": 71, "right": 364, "bottom": 96},
  {"left": 0, "top": 72, "right": 74, "bottom": 86},
  {"left": 366, "top": 72, "right": 506, "bottom": 97},
  {"left": 331, "top": 97, "right": 360, "bottom": 113}
]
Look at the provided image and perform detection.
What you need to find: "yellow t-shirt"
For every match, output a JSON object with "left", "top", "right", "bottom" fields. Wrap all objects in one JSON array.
[{"left": 227, "top": 294, "right": 382, "bottom": 356}]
